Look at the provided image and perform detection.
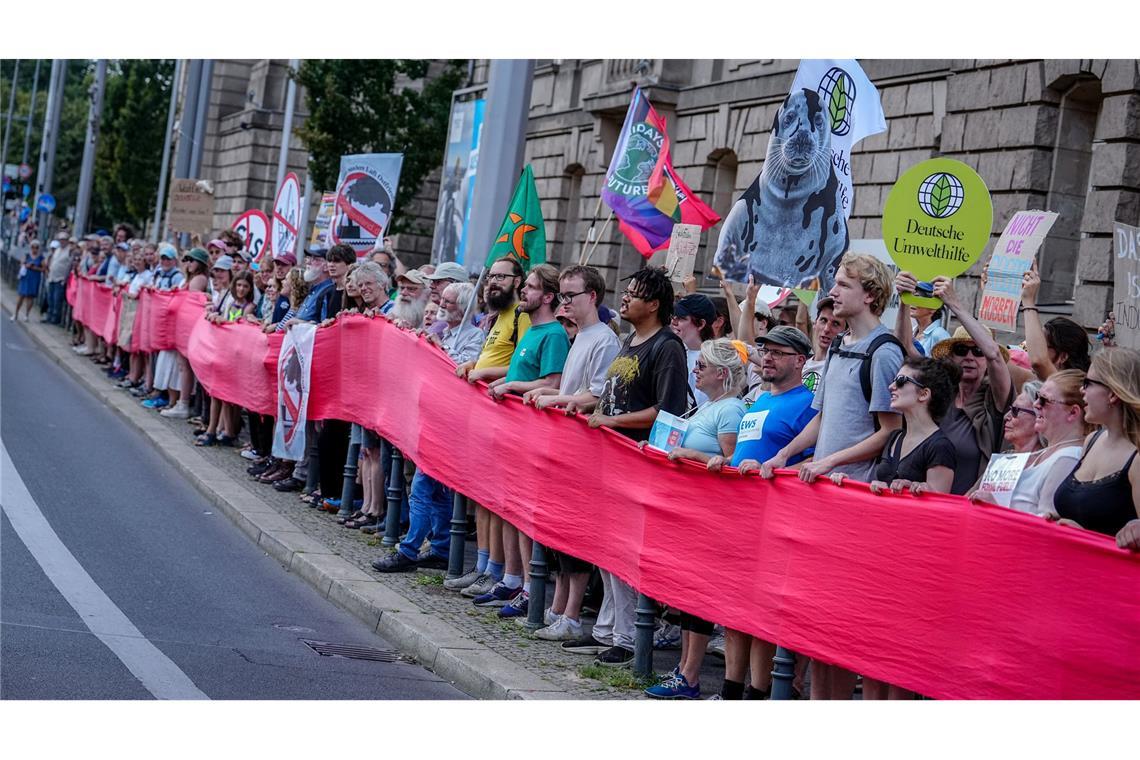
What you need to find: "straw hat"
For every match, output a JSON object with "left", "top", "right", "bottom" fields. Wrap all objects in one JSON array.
[{"left": 932, "top": 326, "right": 1010, "bottom": 362}]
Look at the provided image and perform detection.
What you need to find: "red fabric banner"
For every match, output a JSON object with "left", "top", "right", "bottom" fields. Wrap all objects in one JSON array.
[{"left": 70, "top": 292, "right": 1140, "bottom": 699}]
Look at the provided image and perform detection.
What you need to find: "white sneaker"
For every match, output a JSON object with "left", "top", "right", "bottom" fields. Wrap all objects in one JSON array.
[
  {"left": 239, "top": 449, "right": 261, "bottom": 461},
  {"left": 535, "top": 615, "right": 583, "bottom": 642},
  {"left": 75, "top": 346, "right": 91, "bottom": 355},
  {"left": 160, "top": 403, "right": 190, "bottom": 419},
  {"left": 444, "top": 567, "right": 482, "bottom": 591},
  {"left": 544, "top": 608, "right": 561, "bottom": 627},
  {"left": 459, "top": 572, "right": 495, "bottom": 598}
]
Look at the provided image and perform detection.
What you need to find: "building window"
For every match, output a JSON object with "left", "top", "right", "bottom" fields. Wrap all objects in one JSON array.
[
  {"left": 560, "top": 165, "right": 585, "bottom": 266},
  {"left": 699, "top": 149, "right": 739, "bottom": 286}
]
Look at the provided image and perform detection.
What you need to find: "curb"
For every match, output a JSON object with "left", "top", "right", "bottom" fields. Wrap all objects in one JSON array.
[{"left": 3, "top": 291, "right": 569, "bottom": 700}]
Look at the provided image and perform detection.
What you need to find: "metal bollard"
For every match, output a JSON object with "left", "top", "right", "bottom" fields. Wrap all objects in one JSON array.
[
  {"left": 446, "top": 491, "right": 468, "bottom": 579},
  {"left": 382, "top": 446, "right": 404, "bottom": 547},
  {"left": 633, "top": 592, "right": 657, "bottom": 676},
  {"left": 337, "top": 435, "right": 361, "bottom": 519},
  {"left": 769, "top": 646, "right": 797, "bottom": 700},
  {"left": 524, "top": 540, "right": 548, "bottom": 630}
]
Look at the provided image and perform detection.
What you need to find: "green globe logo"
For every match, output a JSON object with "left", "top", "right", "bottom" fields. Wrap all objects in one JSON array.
[
  {"left": 818, "top": 67, "right": 855, "bottom": 136},
  {"left": 917, "top": 172, "right": 965, "bottom": 218},
  {"left": 614, "top": 125, "right": 660, "bottom": 186}
]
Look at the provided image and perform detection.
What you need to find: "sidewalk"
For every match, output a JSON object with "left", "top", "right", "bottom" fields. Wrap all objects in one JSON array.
[{"left": 3, "top": 291, "right": 730, "bottom": 700}]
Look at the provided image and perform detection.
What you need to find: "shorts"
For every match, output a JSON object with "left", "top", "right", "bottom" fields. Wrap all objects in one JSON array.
[{"left": 549, "top": 549, "right": 592, "bottom": 575}]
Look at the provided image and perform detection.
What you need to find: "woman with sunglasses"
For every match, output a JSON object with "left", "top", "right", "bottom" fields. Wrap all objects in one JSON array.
[
  {"left": 1050, "top": 348, "right": 1140, "bottom": 544},
  {"left": 1000, "top": 381, "right": 1044, "bottom": 455},
  {"left": 971, "top": 372, "right": 1089, "bottom": 515}
]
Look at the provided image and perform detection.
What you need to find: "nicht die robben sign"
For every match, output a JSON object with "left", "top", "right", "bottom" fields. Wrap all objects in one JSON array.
[{"left": 883, "top": 158, "right": 993, "bottom": 308}]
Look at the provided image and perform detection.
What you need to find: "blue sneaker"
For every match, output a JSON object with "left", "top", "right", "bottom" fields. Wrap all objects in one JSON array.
[
  {"left": 498, "top": 590, "right": 529, "bottom": 618},
  {"left": 645, "top": 673, "right": 700, "bottom": 700},
  {"left": 142, "top": 397, "right": 168, "bottom": 409},
  {"left": 472, "top": 581, "right": 522, "bottom": 608}
]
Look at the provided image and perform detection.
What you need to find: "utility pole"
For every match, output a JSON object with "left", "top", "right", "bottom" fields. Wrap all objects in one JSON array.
[
  {"left": 2, "top": 60, "right": 19, "bottom": 176},
  {"left": 188, "top": 59, "right": 213, "bottom": 179},
  {"left": 21, "top": 59, "right": 41, "bottom": 167},
  {"left": 152, "top": 59, "right": 183, "bottom": 242},
  {"left": 73, "top": 60, "right": 107, "bottom": 238},
  {"left": 275, "top": 59, "right": 299, "bottom": 193},
  {"left": 34, "top": 59, "right": 65, "bottom": 237}
]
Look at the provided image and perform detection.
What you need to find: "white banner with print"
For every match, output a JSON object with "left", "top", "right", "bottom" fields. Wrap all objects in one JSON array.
[{"left": 272, "top": 323, "right": 317, "bottom": 460}]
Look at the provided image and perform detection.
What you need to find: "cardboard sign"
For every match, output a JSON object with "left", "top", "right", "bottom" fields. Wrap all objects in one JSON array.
[
  {"left": 665, "top": 223, "right": 701, "bottom": 283},
  {"left": 978, "top": 211, "right": 1059, "bottom": 332},
  {"left": 272, "top": 172, "right": 302, "bottom": 263},
  {"left": 167, "top": 179, "right": 214, "bottom": 234},
  {"left": 977, "top": 452, "right": 1031, "bottom": 508},
  {"left": 647, "top": 409, "right": 689, "bottom": 453},
  {"left": 308, "top": 192, "right": 335, "bottom": 250},
  {"left": 1113, "top": 222, "right": 1140, "bottom": 350},
  {"left": 233, "top": 209, "right": 270, "bottom": 263},
  {"left": 882, "top": 158, "right": 993, "bottom": 309}
]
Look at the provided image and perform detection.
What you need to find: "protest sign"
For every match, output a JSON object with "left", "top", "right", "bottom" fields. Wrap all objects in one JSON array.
[
  {"left": 1113, "top": 221, "right": 1140, "bottom": 350},
  {"left": 664, "top": 223, "right": 701, "bottom": 283},
  {"left": 308, "top": 193, "right": 335, "bottom": 250},
  {"left": 431, "top": 98, "right": 484, "bottom": 268},
  {"left": 167, "top": 179, "right": 213, "bottom": 234},
  {"left": 233, "top": 209, "right": 269, "bottom": 263},
  {"left": 882, "top": 158, "right": 992, "bottom": 309},
  {"left": 330, "top": 154, "right": 404, "bottom": 256},
  {"left": 271, "top": 172, "right": 301, "bottom": 266},
  {"left": 977, "top": 452, "right": 1031, "bottom": 508},
  {"left": 647, "top": 409, "right": 689, "bottom": 453},
  {"left": 978, "top": 211, "right": 1059, "bottom": 332},
  {"left": 273, "top": 323, "right": 316, "bottom": 460}
]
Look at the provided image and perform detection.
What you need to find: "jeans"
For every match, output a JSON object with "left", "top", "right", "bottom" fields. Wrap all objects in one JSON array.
[
  {"left": 398, "top": 471, "right": 453, "bottom": 561},
  {"left": 47, "top": 280, "right": 66, "bottom": 323}
]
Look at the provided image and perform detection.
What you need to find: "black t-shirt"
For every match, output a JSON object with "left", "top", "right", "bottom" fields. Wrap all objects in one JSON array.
[
  {"left": 318, "top": 286, "right": 347, "bottom": 321},
  {"left": 598, "top": 327, "right": 689, "bottom": 441},
  {"left": 874, "top": 427, "right": 958, "bottom": 489}
]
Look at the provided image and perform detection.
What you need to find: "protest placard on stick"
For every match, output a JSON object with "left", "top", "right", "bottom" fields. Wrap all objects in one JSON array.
[
  {"left": 978, "top": 210, "right": 1058, "bottom": 332},
  {"left": 167, "top": 179, "right": 213, "bottom": 234},
  {"left": 664, "top": 223, "right": 700, "bottom": 284},
  {"left": 1113, "top": 221, "right": 1140, "bottom": 349}
]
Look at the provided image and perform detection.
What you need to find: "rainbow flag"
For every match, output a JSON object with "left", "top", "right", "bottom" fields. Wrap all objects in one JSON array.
[{"left": 601, "top": 89, "right": 720, "bottom": 258}]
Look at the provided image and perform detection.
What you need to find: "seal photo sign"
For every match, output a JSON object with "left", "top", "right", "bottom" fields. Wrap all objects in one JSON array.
[{"left": 713, "top": 88, "right": 849, "bottom": 292}]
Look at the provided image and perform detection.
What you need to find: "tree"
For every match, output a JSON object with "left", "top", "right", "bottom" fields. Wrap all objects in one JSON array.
[
  {"left": 295, "top": 59, "right": 467, "bottom": 235},
  {"left": 91, "top": 60, "right": 175, "bottom": 233}
]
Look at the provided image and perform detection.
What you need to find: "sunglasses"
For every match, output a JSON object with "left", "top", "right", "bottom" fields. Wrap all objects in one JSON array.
[
  {"left": 1034, "top": 394, "right": 1067, "bottom": 408},
  {"left": 1005, "top": 406, "right": 1036, "bottom": 419},
  {"left": 892, "top": 375, "right": 927, "bottom": 391},
  {"left": 951, "top": 344, "right": 985, "bottom": 358},
  {"left": 1081, "top": 377, "right": 1109, "bottom": 391}
]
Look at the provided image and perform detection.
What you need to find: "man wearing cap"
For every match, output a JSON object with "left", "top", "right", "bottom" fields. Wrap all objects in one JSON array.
[
  {"left": 705, "top": 324, "right": 817, "bottom": 699},
  {"left": 285, "top": 248, "right": 333, "bottom": 326},
  {"left": 45, "top": 234, "right": 73, "bottom": 324},
  {"left": 388, "top": 268, "right": 430, "bottom": 329},
  {"left": 672, "top": 293, "right": 717, "bottom": 406},
  {"left": 272, "top": 252, "right": 296, "bottom": 281}
]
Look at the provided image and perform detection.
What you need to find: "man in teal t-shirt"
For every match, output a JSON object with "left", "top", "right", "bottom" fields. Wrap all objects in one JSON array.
[{"left": 481, "top": 263, "right": 570, "bottom": 618}]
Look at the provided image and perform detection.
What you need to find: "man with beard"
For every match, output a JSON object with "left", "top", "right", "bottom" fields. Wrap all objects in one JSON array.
[
  {"left": 446, "top": 257, "right": 531, "bottom": 599},
  {"left": 388, "top": 269, "right": 430, "bottom": 329},
  {"left": 286, "top": 248, "right": 333, "bottom": 326},
  {"left": 476, "top": 264, "right": 570, "bottom": 616},
  {"left": 705, "top": 326, "right": 817, "bottom": 699}
]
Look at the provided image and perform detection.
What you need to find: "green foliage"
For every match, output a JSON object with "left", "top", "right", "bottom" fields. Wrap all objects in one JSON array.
[
  {"left": 294, "top": 59, "right": 467, "bottom": 234},
  {"left": 91, "top": 60, "right": 175, "bottom": 233},
  {"left": 577, "top": 664, "right": 657, "bottom": 691}
]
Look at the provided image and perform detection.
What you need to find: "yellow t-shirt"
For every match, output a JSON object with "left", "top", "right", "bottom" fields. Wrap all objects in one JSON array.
[{"left": 474, "top": 305, "right": 531, "bottom": 370}]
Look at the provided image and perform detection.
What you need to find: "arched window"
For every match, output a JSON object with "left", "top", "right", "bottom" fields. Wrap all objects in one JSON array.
[{"left": 559, "top": 164, "right": 585, "bottom": 266}]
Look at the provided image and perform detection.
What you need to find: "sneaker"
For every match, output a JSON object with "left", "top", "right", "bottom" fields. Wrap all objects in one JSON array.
[
  {"left": 473, "top": 581, "right": 522, "bottom": 608},
  {"left": 239, "top": 449, "right": 261, "bottom": 461},
  {"left": 498, "top": 591, "right": 529, "bottom": 618},
  {"left": 544, "top": 608, "right": 561, "bottom": 627},
  {"left": 534, "top": 615, "right": 583, "bottom": 642},
  {"left": 116, "top": 378, "right": 135, "bottom": 388},
  {"left": 708, "top": 632, "right": 726, "bottom": 659},
  {"left": 459, "top": 573, "right": 496, "bottom": 598},
  {"left": 444, "top": 567, "right": 482, "bottom": 591},
  {"left": 645, "top": 673, "right": 700, "bottom": 700},
  {"left": 415, "top": 551, "right": 448, "bottom": 571},
  {"left": 371, "top": 551, "right": 418, "bottom": 573},
  {"left": 160, "top": 403, "right": 189, "bottom": 418},
  {"left": 594, "top": 645, "right": 634, "bottom": 668},
  {"left": 75, "top": 346, "right": 91, "bottom": 355},
  {"left": 653, "top": 621, "right": 682, "bottom": 650},
  {"left": 560, "top": 633, "right": 609, "bottom": 655}
]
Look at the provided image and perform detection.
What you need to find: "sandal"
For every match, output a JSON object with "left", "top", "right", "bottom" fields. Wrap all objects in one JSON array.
[
  {"left": 191, "top": 426, "right": 208, "bottom": 437},
  {"left": 338, "top": 510, "right": 366, "bottom": 526},
  {"left": 346, "top": 515, "right": 378, "bottom": 530},
  {"left": 195, "top": 433, "right": 217, "bottom": 447},
  {"left": 216, "top": 434, "right": 238, "bottom": 447}
]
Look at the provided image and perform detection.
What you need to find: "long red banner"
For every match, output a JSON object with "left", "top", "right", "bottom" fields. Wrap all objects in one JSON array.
[{"left": 67, "top": 278, "right": 1140, "bottom": 699}]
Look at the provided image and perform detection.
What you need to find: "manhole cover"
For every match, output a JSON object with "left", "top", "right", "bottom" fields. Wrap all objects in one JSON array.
[
  {"left": 302, "top": 639, "right": 400, "bottom": 662},
  {"left": 274, "top": 624, "right": 315, "bottom": 633}
]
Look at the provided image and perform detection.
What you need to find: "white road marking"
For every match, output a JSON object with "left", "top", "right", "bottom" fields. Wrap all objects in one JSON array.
[{"left": 1, "top": 442, "right": 210, "bottom": 700}]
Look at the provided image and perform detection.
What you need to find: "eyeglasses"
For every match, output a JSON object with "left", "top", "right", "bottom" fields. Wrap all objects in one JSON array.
[
  {"left": 556, "top": 290, "right": 588, "bottom": 305},
  {"left": 622, "top": 290, "right": 647, "bottom": 301},
  {"left": 892, "top": 375, "right": 927, "bottom": 391},
  {"left": 951, "top": 344, "right": 985, "bottom": 358},
  {"left": 487, "top": 273, "right": 517, "bottom": 282},
  {"left": 756, "top": 347, "right": 800, "bottom": 358},
  {"left": 1081, "top": 377, "right": 1109, "bottom": 391},
  {"left": 1005, "top": 405, "right": 1036, "bottom": 419}
]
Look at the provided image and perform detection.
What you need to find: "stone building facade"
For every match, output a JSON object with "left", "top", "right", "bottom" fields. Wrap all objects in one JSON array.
[{"left": 196, "top": 59, "right": 1139, "bottom": 329}]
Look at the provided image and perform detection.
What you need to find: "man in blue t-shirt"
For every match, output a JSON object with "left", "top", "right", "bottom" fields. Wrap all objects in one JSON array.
[{"left": 707, "top": 326, "right": 818, "bottom": 473}]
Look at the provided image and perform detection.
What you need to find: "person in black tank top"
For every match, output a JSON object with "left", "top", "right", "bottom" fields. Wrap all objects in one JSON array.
[{"left": 1051, "top": 349, "right": 1140, "bottom": 542}]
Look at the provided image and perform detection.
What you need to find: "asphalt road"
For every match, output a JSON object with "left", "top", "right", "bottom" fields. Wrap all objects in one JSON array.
[{"left": 0, "top": 317, "right": 467, "bottom": 700}]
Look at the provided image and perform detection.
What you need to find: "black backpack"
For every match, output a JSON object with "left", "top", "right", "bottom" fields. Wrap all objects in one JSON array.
[{"left": 826, "top": 330, "right": 905, "bottom": 403}]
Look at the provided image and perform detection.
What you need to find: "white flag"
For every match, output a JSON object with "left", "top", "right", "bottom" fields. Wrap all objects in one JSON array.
[
  {"left": 272, "top": 323, "right": 317, "bottom": 460},
  {"left": 791, "top": 59, "right": 887, "bottom": 218}
]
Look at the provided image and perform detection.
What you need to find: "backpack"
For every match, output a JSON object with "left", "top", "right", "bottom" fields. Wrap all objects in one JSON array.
[{"left": 826, "top": 330, "right": 905, "bottom": 404}]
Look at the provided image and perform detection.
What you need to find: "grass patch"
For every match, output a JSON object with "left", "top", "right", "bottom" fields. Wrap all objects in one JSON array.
[
  {"left": 578, "top": 664, "right": 657, "bottom": 691},
  {"left": 414, "top": 574, "right": 444, "bottom": 586},
  {"left": 365, "top": 537, "right": 381, "bottom": 547}
]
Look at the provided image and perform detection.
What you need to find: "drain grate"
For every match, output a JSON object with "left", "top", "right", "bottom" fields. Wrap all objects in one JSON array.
[{"left": 302, "top": 639, "right": 400, "bottom": 662}]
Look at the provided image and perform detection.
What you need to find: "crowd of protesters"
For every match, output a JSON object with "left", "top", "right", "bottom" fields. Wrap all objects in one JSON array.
[{"left": 30, "top": 221, "right": 1140, "bottom": 701}]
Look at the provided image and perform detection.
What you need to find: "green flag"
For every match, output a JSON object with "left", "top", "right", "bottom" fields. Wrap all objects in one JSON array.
[{"left": 485, "top": 165, "right": 546, "bottom": 271}]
